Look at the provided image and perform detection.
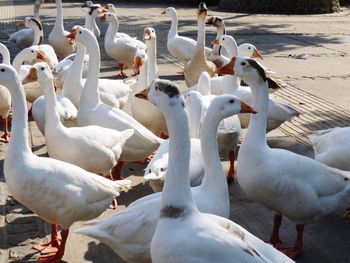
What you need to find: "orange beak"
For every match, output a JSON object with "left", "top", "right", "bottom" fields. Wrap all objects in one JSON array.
[
  {"left": 252, "top": 48, "right": 263, "bottom": 60},
  {"left": 100, "top": 14, "right": 107, "bottom": 21},
  {"left": 135, "top": 88, "right": 149, "bottom": 100},
  {"left": 22, "top": 67, "right": 38, "bottom": 84},
  {"left": 66, "top": 28, "right": 77, "bottom": 44},
  {"left": 216, "top": 57, "right": 236, "bottom": 75},
  {"left": 161, "top": 10, "right": 166, "bottom": 14},
  {"left": 211, "top": 39, "right": 220, "bottom": 45},
  {"left": 133, "top": 56, "right": 142, "bottom": 70},
  {"left": 240, "top": 101, "right": 257, "bottom": 114},
  {"left": 17, "top": 20, "right": 25, "bottom": 27},
  {"left": 36, "top": 51, "right": 48, "bottom": 61},
  {"left": 101, "top": 6, "right": 109, "bottom": 13}
]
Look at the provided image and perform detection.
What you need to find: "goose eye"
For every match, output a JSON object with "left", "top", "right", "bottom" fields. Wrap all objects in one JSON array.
[
  {"left": 79, "top": 31, "right": 82, "bottom": 34},
  {"left": 31, "top": 50, "right": 34, "bottom": 53},
  {"left": 0, "top": 69, "right": 5, "bottom": 72},
  {"left": 160, "top": 168, "right": 166, "bottom": 172},
  {"left": 222, "top": 37, "right": 225, "bottom": 41},
  {"left": 248, "top": 47, "right": 251, "bottom": 50},
  {"left": 41, "top": 67, "right": 45, "bottom": 70},
  {"left": 241, "top": 62, "right": 246, "bottom": 66},
  {"left": 229, "top": 99, "right": 234, "bottom": 104},
  {"left": 155, "top": 86, "right": 158, "bottom": 91}
]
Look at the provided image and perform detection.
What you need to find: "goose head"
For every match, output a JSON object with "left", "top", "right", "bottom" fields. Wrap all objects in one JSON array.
[
  {"left": 133, "top": 48, "right": 148, "bottom": 75},
  {"left": 161, "top": 7, "right": 176, "bottom": 16},
  {"left": 22, "top": 62, "right": 52, "bottom": 85},
  {"left": 208, "top": 94, "right": 257, "bottom": 120},
  {"left": 136, "top": 79, "right": 184, "bottom": 113},
  {"left": 86, "top": 4, "right": 105, "bottom": 17},
  {"left": 23, "top": 17, "right": 43, "bottom": 31},
  {"left": 19, "top": 47, "right": 48, "bottom": 64},
  {"left": 212, "top": 35, "right": 238, "bottom": 56},
  {"left": 144, "top": 160, "right": 168, "bottom": 182},
  {"left": 197, "top": 2, "right": 208, "bottom": 19},
  {"left": 82, "top": 1, "right": 93, "bottom": 8},
  {"left": 99, "top": 12, "right": 117, "bottom": 23},
  {"left": 217, "top": 56, "right": 272, "bottom": 86},
  {"left": 239, "top": 43, "right": 263, "bottom": 59},
  {"left": 103, "top": 4, "right": 116, "bottom": 14},
  {"left": 0, "top": 64, "right": 21, "bottom": 90},
  {"left": 144, "top": 27, "right": 156, "bottom": 41},
  {"left": 206, "top": 16, "right": 225, "bottom": 29},
  {"left": 66, "top": 26, "right": 95, "bottom": 47}
]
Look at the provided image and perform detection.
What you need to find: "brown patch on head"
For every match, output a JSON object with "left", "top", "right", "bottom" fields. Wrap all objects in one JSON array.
[
  {"left": 155, "top": 80, "right": 180, "bottom": 98},
  {"left": 160, "top": 205, "right": 185, "bottom": 219},
  {"left": 246, "top": 59, "right": 267, "bottom": 82}
]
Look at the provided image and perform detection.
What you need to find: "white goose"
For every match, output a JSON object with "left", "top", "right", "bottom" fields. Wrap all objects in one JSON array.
[
  {"left": 215, "top": 36, "right": 300, "bottom": 131},
  {"left": 144, "top": 27, "right": 159, "bottom": 81},
  {"left": 76, "top": 79, "right": 259, "bottom": 262},
  {"left": 12, "top": 46, "right": 49, "bottom": 103},
  {"left": 101, "top": 12, "right": 146, "bottom": 77},
  {"left": 24, "top": 62, "right": 133, "bottom": 178},
  {"left": 219, "top": 56, "right": 350, "bottom": 258},
  {"left": 8, "top": 0, "right": 47, "bottom": 49},
  {"left": 309, "top": 127, "right": 350, "bottom": 218},
  {"left": 82, "top": 2, "right": 104, "bottom": 38},
  {"left": 162, "top": 6, "right": 212, "bottom": 64},
  {"left": 0, "top": 43, "right": 11, "bottom": 142},
  {"left": 68, "top": 26, "right": 162, "bottom": 179},
  {"left": 29, "top": 62, "right": 78, "bottom": 135},
  {"left": 48, "top": 0, "right": 75, "bottom": 59},
  {"left": 0, "top": 64, "right": 131, "bottom": 263},
  {"left": 22, "top": 17, "right": 58, "bottom": 68}
]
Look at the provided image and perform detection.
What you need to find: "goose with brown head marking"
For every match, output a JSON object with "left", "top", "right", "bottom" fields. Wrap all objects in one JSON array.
[
  {"left": 227, "top": 56, "right": 350, "bottom": 259},
  {"left": 184, "top": 3, "right": 216, "bottom": 88}
]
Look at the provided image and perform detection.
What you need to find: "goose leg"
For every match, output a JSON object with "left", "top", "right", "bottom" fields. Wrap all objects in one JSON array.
[
  {"left": 38, "top": 229, "right": 69, "bottom": 263},
  {"left": 0, "top": 117, "right": 10, "bottom": 142},
  {"left": 117, "top": 64, "right": 127, "bottom": 78},
  {"left": 226, "top": 150, "right": 235, "bottom": 183},
  {"left": 106, "top": 175, "right": 118, "bottom": 209},
  {"left": 279, "top": 224, "right": 304, "bottom": 259},
  {"left": 112, "top": 161, "right": 125, "bottom": 180},
  {"left": 268, "top": 213, "right": 283, "bottom": 248},
  {"left": 33, "top": 224, "right": 61, "bottom": 253}
]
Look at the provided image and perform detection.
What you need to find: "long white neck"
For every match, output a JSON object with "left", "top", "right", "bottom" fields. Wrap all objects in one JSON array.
[
  {"left": 136, "top": 60, "right": 149, "bottom": 94},
  {"left": 168, "top": 11, "right": 178, "bottom": 40},
  {"left": 0, "top": 44, "right": 11, "bottom": 65},
  {"left": 52, "top": 0, "right": 64, "bottom": 34},
  {"left": 32, "top": 25, "right": 44, "bottom": 45},
  {"left": 212, "top": 26, "right": 225, "bottom": 55},
  {"left": 62, "top": 43, "right": 85, "bottom": 107},
  {"left": 42, "top": 78, "right": 64, "bottom": 132},
  {"left": 160, "top": 101, "right": 196, "bottom": 211},
  {"left": 6, "top": 78, "right": 32, "bottom": 159},
  {"left": 85, "top": 13, "right": 94, "bottom": 32},
  {"left": 146, "top": 39, "right": 159, "bottom": 82},
  {"left": 12, "top": 52, "right": 28, "bottom": 78},
  {"left": 33, "top": 1, "right": 41, "bottom": 19},
  {"left": 243, "top": 78, "right": 269, "bottom": 148},
  {"left": 193, "top": 15, "right": 206, "bottom": 60},
  {"left": 79, "top": 34, "right": 101, "bottom": 109},
  {"left": 199, "top": 109, "right": 228, "bottom": 192},
  {"left": 105, "top": 19, "right": 118, "bottom": 45}
]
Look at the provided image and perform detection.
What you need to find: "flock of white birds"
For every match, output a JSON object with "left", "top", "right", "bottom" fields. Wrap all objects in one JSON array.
[{"left": 0, "top": 0, "right": 349, "bottom": 262}]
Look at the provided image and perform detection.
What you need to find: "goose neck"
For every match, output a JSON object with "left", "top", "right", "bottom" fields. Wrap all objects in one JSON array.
[
  {"left": 105, "top": 20, "right": 118, "bottom": 43},
  {"left": 33, "top": 1, "right": 41, "bottom": 19},
  {"left": 136, "top": 60, "right": 149, "bottom": 93},
  {"left": 213, "top": 26, "right": 225, "bottom": 55},
  {"left": 243, "top": 79, "right": 269, "bottom": 148},
  {"left": 62, "top": 43, "right": 85, "bottom": 107},
  {"left": 6, "top": 79, "right": 32, "bottom": 158},
  {"left": 146, "top": 40, "right": 158, "bottom": 82},
  {"left": 168, "top": 11, "right": 178, "bottom": 39},
  {"left": 42, "top": 78, "right": 64, "bottom": 131},
  {"left": 32, "top": 25, "right": 43, "bottom": 45},
  {"left": 160, "top": 101, "right": 196, "bottom": 211},
  {"left": 53, "top": 0, "right": 64, "bottom": 33},
  {"left": 79, "top": 35, "right": 101, "bottom": 108},
  {"left": 0, "top": 46, "right": 11, "bottom": 65},
  {"left": 200, "top": 110, "right": 227, "bottom": 190},
  {"left": 193, "top": 15, "right": 206, "bottom": 59},
  {"left": 12, "top": 52, "right": 26, "bottom": 78}
]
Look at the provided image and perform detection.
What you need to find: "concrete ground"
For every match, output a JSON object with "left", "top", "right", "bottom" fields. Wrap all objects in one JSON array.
[{"left": 0, "top": 1, "right": 350, "bottom": 262}]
